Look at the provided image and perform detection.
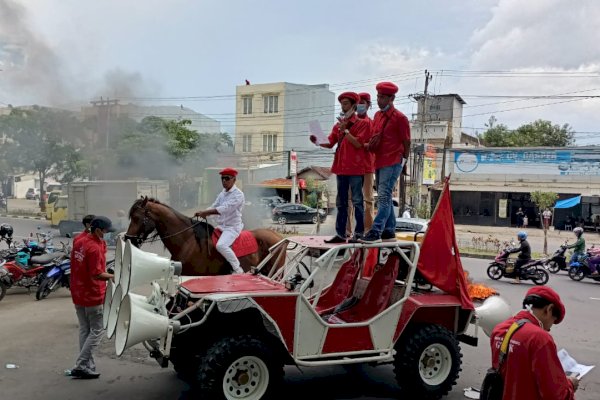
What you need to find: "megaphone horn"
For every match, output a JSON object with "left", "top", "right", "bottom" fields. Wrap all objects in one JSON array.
[
  {"left": 102, "top": 280, "right": 116, "bottom": 330},
  {"left": 475, "top": 295, "right": 512, "bottom": 337},
  {"left": 106, "top": 284, "right": 124, "bottom": 339},
  {"left": 115, "top": 294, "right": 179, "bottom": 357},
  {"left": 112, "top": 238, "right": 126, "bottom": 285},
  {"left": 121, "top": 241, "right": 182, "bottom": 295}
]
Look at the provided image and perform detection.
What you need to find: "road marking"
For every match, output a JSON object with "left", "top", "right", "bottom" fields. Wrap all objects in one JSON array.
[{"left": 591, "top": 298, "right": 600, "bottom": 301}]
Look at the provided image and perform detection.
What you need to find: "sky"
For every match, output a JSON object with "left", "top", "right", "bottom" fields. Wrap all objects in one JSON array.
[{"left": 1, "top": 0, "right": 600, "bottom": 144}]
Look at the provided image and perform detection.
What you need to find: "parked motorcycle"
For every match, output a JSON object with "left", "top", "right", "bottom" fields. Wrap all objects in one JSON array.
[
  {"left": 487, "top": 247, "right": 549, "bottom": 285},
  {"left": 568, "top": 252, "right": 600, "bottom": 283},
  {"left": 0, "top": 251, "right": 68, "bottom": 302},
  {"left": 544, "top": 242, "right": 569, "bottom": 274},
  {"left": 36, "top": 258, "right": 71, "bottom": 300}
]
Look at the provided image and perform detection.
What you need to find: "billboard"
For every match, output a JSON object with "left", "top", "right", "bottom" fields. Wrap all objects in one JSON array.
[{"left": 454, "top": 149, "right": 600, "bottom": 176}]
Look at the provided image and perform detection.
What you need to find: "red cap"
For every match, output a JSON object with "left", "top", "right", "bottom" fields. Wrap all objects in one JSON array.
[
  {"left": 219, "top": 167, "right": 238, "bottom": 177},
  {"left": 376, "top": 81, "right": 399, "bottom": 96},
  {"left": 358, "top": 92, "right": 371, "bottom": 103},
  {"left": 337, "top": 91, "right": 360, "bottom": 104},
  {"left": 526, "top": 286, "right": 566, "bottom": 324}
]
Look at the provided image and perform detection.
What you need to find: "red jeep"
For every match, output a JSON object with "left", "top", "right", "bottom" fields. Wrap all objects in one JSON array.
[{"left": 118, "top": 236, "right": 484, "bottom": 400}]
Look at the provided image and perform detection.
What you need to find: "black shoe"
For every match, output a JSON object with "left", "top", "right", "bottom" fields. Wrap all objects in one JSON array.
[
  {"left": 359, "top": 231, "right": 382, "bottom": 243},
  {"left": 77, "top": 371, "right": 100, "bottom": 380},
  {"left": 381, "top": 231, "right": 396, "bottom": 241},
  {"left": 348, "top": 233, "right": 364, "bottom": 243},
  {"left": 324, "top": 235, "right": 346, "bottom": 244}
]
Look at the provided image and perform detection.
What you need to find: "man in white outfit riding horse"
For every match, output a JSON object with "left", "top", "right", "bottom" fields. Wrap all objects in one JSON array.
[{"left": 194, "top": 167, "right": 245, "bottom": 274}]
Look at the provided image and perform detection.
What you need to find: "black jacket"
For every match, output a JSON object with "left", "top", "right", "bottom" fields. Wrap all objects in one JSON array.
[{"left": 509, "top": 239, "right": 531, "bottom": 260}]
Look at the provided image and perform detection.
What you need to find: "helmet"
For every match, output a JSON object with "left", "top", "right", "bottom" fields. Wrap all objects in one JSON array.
[
  {"left": 573, "top": 227, "right": 584, "bottom": 236},
  {"left": 517, "top": 231, "right": 527, "bottom": 240},
  {"left": 0, "top": 223, "right": 13, "bottom": 238}
]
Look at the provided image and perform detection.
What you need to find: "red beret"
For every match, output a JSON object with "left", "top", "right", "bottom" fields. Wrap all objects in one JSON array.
[
  {"left": 376, "top": 81, "right": 398, "bottom": 96},
  {"left": 337, "top": 91, "right": 360, "bottom": 104},
  {"left": 219, "top": 167, "right": 238, "bottom": 177},
  {"left": 526, "top": 286, "right": 566, "bottom": 324},
  {"left": 358, "top": 92, "right": 371, "bottom": 103}
]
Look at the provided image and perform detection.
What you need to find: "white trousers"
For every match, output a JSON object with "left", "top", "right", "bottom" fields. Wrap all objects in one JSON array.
[{"left": 215, "top": 228, "right": 244, "bottom": 273}]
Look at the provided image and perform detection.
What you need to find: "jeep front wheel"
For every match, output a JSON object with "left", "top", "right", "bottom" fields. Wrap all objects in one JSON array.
[
  {"left": 195, "top": 335, "right": 283, "bottom": 400},
  {"left": 394, "top": 325, "right": 462, "bottom": 400}
]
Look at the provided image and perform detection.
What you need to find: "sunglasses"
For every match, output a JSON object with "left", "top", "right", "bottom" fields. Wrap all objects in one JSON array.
[{"left": 221, "top": 176, "right": 234, "bottom": 182}]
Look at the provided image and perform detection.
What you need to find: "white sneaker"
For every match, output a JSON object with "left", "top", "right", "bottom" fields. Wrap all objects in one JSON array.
[{"left": 232, "top": 268, "right": 245, "bottom": 274}]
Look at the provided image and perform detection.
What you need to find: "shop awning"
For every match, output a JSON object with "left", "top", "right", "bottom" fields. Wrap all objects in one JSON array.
[
  {"left": 250, "top": 178, "right": 306, "bottom": 190},
  {"left": 554, "top": 195, "right": 581, "bottom": 209}
]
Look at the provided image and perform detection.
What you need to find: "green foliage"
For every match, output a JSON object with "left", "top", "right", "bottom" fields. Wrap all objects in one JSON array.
[
  {"left": 483, "top": 117, "right": 574, "bottom": 147},
  {"left": 530, "top": 191, "right": 558, "bottom": 210},
  {"left": 415, "top": 202, "right": 431, "bottom": 219},
  {"left": 303, "top": 178, "right": 327, "bottom": 209}
]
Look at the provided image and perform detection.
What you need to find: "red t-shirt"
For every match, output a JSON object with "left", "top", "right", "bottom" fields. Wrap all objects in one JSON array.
[
  {"left": 490, "top": 311, "right": 575, "bottom": 400},
  {"left": 358, "top": 114, "right": 375, "bottom": 173},
  {"left": 372, "top": 105, "right": 410, "bottom": 170},
  {"left": 328, "top": 114, "right": 370, "bottom": 176},
  {"left": 70, "top": 233, "right": 108, "bottom": 307}
]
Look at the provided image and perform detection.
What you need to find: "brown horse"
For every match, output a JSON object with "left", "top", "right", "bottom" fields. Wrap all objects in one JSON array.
[{"left": 125, "top": 197, "right": 285, "bottom": 276}]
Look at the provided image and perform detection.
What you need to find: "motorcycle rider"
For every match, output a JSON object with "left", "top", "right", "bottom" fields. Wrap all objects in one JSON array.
[
  {"left": 508, "top": 231, "right": 531, "bottom": 284},
  {"left": 566, "top": 227, "right": 585, "bottom": 265}
]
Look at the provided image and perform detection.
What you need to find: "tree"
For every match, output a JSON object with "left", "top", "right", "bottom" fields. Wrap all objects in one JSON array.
[
  {"left": 530, "top": 191, "right": 558, "bottom": 254},
  {"left": 0, "top": 107, "right": 84, "bottom": 211},
  {"left": 483, "top": 117, "right": 574, "bottom": 147}
]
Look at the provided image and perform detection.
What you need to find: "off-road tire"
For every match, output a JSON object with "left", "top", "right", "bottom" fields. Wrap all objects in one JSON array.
[
  {"left": 486, "top": 264, "right": 503, "bottom": 280},
  {"left": 0, "top": 282, "right": 7, "bottom": 301},
  {"left": 394, "top": 324, "right": 462, "bottom": 400},
  {"left": 194, "top": 335, "right": 283, "bottom": 400},
  {"left": 546, "top": 261, "right": 560, "bottom": 274}
]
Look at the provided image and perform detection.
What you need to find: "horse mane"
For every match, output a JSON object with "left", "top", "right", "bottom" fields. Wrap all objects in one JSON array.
[{"left": 129, "top": 197, "right": 215, "bottom": 242}]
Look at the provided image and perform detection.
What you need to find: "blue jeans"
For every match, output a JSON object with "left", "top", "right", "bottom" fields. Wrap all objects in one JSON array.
[
  {"left": 336, "top": 175, "right": 364, "bottom": 237},
  {"left": 371, "top": 163, "right": 402, "bottom": 236}
]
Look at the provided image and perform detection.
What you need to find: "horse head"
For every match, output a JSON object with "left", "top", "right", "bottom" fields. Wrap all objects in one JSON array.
[{"left": 125, "top": 196, "right": 158, "bottom": 247}]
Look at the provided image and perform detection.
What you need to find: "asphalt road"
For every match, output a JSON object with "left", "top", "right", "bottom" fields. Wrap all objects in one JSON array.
[{"left": 1, "top": 217, "right": 599, "bottom": 400}]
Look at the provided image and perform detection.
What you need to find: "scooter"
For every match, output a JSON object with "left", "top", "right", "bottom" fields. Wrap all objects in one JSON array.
[
  {"left": 36, "top": 258, "right": 70, "bottom": 300},
  {"left": 487, "top": 246, "right": 549, "bottom": 285},
  {"left": 544, "top": 242, "right": 569, "bottom": 274},
  {"left": 568, "top": 252, "right": 600, "bottom": 283}
]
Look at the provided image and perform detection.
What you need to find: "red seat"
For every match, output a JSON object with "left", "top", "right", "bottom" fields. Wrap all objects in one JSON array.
[
  {"left": 327, "top": 253, "right": 400, "bottom": 324},
  {"left": 314, "top": 250, "right": 362, "bottom": 315}
]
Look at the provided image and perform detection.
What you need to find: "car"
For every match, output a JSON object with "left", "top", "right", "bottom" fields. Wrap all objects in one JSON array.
[
  {"left": 395, "top": 217, "right": 430, "bottom": 243},
  {"left": 25, "top": 188, "right": 40, "bottom": 200},
  {"left": 260, "top": 196, "right": 287, "bottom": 208},
  {"left": 272, "top": 203, "right": 326, "bottom": 224},
  {"left": 107, "top": 237, "right": 510, "bottom": 400},
  {"left": 374, "top": 196, "right": 400, "bottom": 217}
]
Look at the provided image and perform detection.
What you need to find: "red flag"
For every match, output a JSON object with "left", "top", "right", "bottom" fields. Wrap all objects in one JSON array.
[{"left": 417, "top": 176, "right": 474, "bottom": 310}]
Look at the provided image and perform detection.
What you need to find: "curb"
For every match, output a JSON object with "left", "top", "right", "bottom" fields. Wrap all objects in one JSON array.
[
  {"left": 460, "top": 252, "right": 496, "bottom": 260},
  {"left": 0, "top": 214, "right": 47, "bottom": 221}
]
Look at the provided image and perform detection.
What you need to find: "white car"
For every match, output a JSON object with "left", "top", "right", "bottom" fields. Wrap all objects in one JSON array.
[{"left": 395, "top": 217, "right": 429, "bottom": 233}]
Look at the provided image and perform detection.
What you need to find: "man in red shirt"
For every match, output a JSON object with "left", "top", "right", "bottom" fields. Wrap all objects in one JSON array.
[
  {"left": 489, "top": 286, "right": 578, "bottom": 400},
  {"left": 72, "top": 214, "right": 95, "bottom": 248},
  {"left": 67, "top": 216, "right": 115, "bottom": 379},
  {"left": 361, "top": 82, "right": 411, "bottom": 243},
  {"left": 311, "top": 92, "right": 369, "bottom": 243}
]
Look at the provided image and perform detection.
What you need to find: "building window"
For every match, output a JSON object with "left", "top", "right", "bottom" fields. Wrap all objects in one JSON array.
[
  {"left": 429, "top": 104, "right": 441, "bottom": 111},
  {"left": 242, "top": 135, "right": 252, "bottom": 152},
  {"left": 242, "top": 96, "right": 252, "bottom": 115},
  {"left": 262, "top": 133, "right": 278, "bottom": 152},
  {"left": 263, "top": 95, "right": 279, "bottom": 113}
]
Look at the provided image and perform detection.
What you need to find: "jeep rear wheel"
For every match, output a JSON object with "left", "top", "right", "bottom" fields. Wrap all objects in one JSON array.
[
  {"left": 194, "top": 335, "right": 283, "bottom": 400},
  {"left": 394, "top": 325, "right": 462, "bottom": 400}
]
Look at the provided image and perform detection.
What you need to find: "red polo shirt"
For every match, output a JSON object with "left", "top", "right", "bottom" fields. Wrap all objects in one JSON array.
[
  {"left": 328, "top": 114, "right": 370, "bottom": 176},
  {"left": 70, "top": 233, "right": 107, "bottom": 307},
  {"left": 372, "top": 104, "right": 410, "bottom": 170},
  {"left": 358, "top": 114, "right": 375, "bottom": 173}
]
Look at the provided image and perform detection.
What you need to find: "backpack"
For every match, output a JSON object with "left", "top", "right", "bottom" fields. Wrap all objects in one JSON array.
[{"left": 480, "top": 319, "right": 529, "bottom": 400}]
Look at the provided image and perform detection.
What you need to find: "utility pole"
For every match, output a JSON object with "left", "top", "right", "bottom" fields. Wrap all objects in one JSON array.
[
  {"left": 90, "top": 97, "right": 119, "bottom": 150},
  {"left": 411, "top": 70, "right": 432, "bottom": 211}
]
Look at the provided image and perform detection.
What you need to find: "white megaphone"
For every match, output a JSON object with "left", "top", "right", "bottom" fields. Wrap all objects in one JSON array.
[
  {"left": 102, "top": 280, "right": 116, "bottom": 330},
  {"left": 106, "top": 284, "right": 124, "bottom": 339},
  {"left": 115, "top": 293, "right": 179, "bottom": 357},
  {"left": 112, "top": 238, "right": 126, "bottom": 285},
  {"left": 120, "top": 241, "right": 182, "bottom": 295},
  {"left": 475, "top": 295, "right": 512, "bottom": 337}
]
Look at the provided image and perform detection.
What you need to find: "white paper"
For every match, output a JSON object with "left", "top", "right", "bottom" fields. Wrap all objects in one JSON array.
[
  {"left": 558, "top": 348, "right": 595, "bottom": 380},
  {"left": 308, "top": 120, "right": 328, "bottom": 145},
  {"left": 463, "top": 387, "right": 480, "bottom": 399}
]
